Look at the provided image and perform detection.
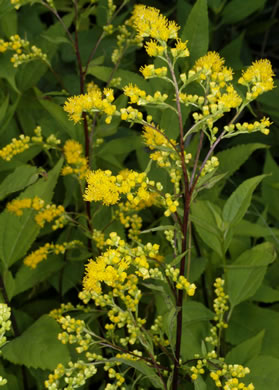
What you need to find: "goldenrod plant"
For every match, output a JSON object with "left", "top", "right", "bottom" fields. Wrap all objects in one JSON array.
[{"left": 0, "top": 0, "right": 278, "bottom": 389}]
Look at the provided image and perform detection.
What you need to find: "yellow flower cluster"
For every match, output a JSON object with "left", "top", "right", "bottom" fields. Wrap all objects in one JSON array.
[
  {"left": 145, "top": 39, "right": 165, "bottom": 57},
  {"left": 170, "top": 39, "right": 189, "bottom": 59},
  {"left": 210, "top": 365, "right": 254, "bottom": 390},
  {"left": 84, "top": 169, "right": 147, "bottom": 206},
  {"left": 201, "top": 156, "right": 219, "bottom": 177},
  {"left": 132, "top": 4, "right": 179, "bottom": 42},
  {"left": 0, "top": 303, "right": 11, "bottom": 347},
  {"left": 35, "top": 204, "right": 66, "bottom": 230},
  {"left": 45, "top": 360, "right": 97, "bottom": 389},
  {"left": 0, "top": 134, "right": 30, "bottom": 161},
  {"left": 6, "top": 196, "right": 44, "bottom": 216},
  {"left": 64, "top": 87, "right": 116, "bottom": 124},
  {"left": 61, "top": 140, "right": 88, "bottom": 179},
  {"left": 24, "top": 240, "right": 81, "bottom": 269},
  {"left": 166, "top": 265, "right": 196, "bottom": 296},
  {"left": 191, "top": 52, "right": 242, "bottom": 109},
  {"left": 83, "top": 250, "right": 129, "bottom": 295},
  {"left": 92, "top": 229, "right": 106, "bottom": 249},
  {"left": 49, "top": 302, "right": 89, "bottom": 320},
  {"left": 0, "top": 34, "right": 47, "bottom": 67},
  {"left": 0, "top": 126, "right": 61, "bottom": 161},
  {"left": 239, "top": 59, "right": 274, "bottom": 99},
  {"left": 205, "top": 278, "right": 229, "bottom": 348},
  {"left": 224, "top": 117, "right": 272, "bottom": 136},
  {"left": 7, "top": 197, "right": 66, "bottom": 230},
  {"left": 140, "top": 64, "right": 168, "bottom": 79},
  {"left": 116, "top": 190, "right": 158, "bottom": 241},
  {"left": 0, "top": 303, "right": 11, "bottom": 387},
  {"left": 123, "top": 84, "right": 168, "bottom": 106}
]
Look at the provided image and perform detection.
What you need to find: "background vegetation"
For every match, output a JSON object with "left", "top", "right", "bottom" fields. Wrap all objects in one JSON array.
[{"left": 0, "top": 0, "right": 279, "bottom": 389}]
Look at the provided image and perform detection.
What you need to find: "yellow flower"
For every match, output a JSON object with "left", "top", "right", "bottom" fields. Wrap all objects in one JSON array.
[
  {"left": 171, "top": 39, "right": 189, "bottom": 58},
  {"left": 62, "top": 140, "right": 88, "bottom": 179},
  {"left": 194, "top": 51, "right": 225, "bottom": 73},
  {"left": 35, "top": 204, "right": 66, "bottom": 229},
  {"left": 132, "top": 5, "right": 179, "bottom": 42},
  {"left": 64, "top": 88, "right": 116, "bottom": 123},
  {"left": 144, "top": 40, "right": 165, "bottom": 56},
  {"left": 6, "top": 198, "right": 32, "bottom": 216},
  {"left": 84, "top": 170, "right": 121, "bottom": 205},
  {"left": 238, "top": 59, "right": 274, "bottom": 98},
  {"left": 0, "top": 135, "right": 30, "bottom": 161}
]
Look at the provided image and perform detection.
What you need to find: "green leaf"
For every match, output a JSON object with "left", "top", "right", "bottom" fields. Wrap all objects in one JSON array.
[
  {"left": 13, "top": 255, "right": 64, "bottom": 298},
  {"left": 252, "top": 284, "right": 279, "bottom": 303},
  {"left": 227, "top": 302, "right": 279, "bottom": 359},
  {"left": 0, "top": 165, "right": 38, "bottom": 201},
  {"left": 0, "top": 8, "right": 17, "bottom": 37},
  {"left": 221, "top": 0, "right": 266, "bottom": 24},
  {"left": 0, "top": 95, "right": 20, "bottom": 136},
  {"left": 226, "top": 330, "right": 265, "bottom": 365},
  {"left": 181, "top": 0, "right": 209, "bottom": 64},
  {"left": 194, "top": 376, "right": 207, "bottom": 390},
  {"left": 236, "top": 219, "right": 279, "bottom": 239},
  {"left": 191, "top": 200, "right": 224, "bottom": 258},
  {"left": 34, "top": 88, "right": 81, "bottom": 141},
  {"left": 0, "top": 94, "right": 9, "bottom": 124},
  {"left": 220, "top": 33, "right": 244, "bottom": 69},
  {"left": 2, "top": 315, "right": 70, "bottom": 370},
  {"left": 110, "top": 358, "right": 164, "bottom": 389},
  {"left": 0, "top": 362, "right": 22, "bottom": 390},
  {"left": 212, "top": 143, "right": 268, "bottom": 199},
  {"left": 0, "top": 158, "right": 63, "bottom": 268},
  {"left": 2, "top": 270, "right": 15, "bottom": 301},
  {"left": 222, "top": 174, "right": 266, "bottom": 226},
  {"left": 0, "top": 54, "right": 19, "bottom": 93},
  {"left": 246, "top": 355, "right": 279, "bottom": 390},
  {"left": 181, "top": 301, "right": 214, "bottom": 360},
  {"left": 262, "top": 151, "right": 279, "bottom": 219},
  {"left": 226, "top": 242, "right": 276, "bottom": 308}
]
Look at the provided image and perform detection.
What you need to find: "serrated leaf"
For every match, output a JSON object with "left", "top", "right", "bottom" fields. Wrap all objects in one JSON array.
[
  {"left": 0, "top": 159, "right": 63, "bottom": 268},
  {"left": 223, "top": 174, "right": 266, "bottom": 226},
  {"left": 226, "top": 242, "right": 276, "bottom": 309},
  {"left": 181, "top": 0, "right": 209, "bottom": 64},
  {"left": 0, "top": 165, "right": 38, "bottom": 201},
  {"left": 226, "top": 330, "right": 265, "bottom": 365},
  {"left": 2, "top": 315, "right": 70, "bottom": 370}
]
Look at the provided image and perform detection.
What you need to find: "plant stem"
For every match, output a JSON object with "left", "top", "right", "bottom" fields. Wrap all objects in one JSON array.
[
  {"left": 166, "top": 53, "right": 191, "bottom": 390},
  {"left": 73, "top": 0, "right": 93, "bottom": 249}
]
